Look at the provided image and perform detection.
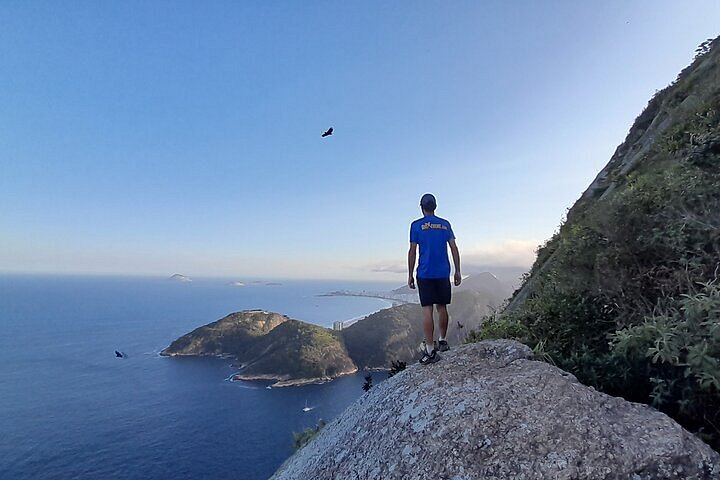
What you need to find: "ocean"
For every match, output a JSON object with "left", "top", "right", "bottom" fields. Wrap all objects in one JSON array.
[{"left": 0, "top": 275, "right": 397, "bottom": 480}]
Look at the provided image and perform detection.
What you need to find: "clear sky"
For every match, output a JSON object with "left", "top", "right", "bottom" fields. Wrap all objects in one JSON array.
[{"left": 1, "top": 1, "right": 719, "bottom": 280}]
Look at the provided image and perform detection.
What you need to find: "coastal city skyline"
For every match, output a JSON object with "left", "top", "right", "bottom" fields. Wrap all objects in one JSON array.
[{"left": 2, "top": 2, "right": 719, "bottom": 279}]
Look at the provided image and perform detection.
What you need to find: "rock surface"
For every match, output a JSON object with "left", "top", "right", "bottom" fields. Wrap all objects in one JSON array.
[{"left": 272, "top": 340, "right": 720, "bottom": 480}]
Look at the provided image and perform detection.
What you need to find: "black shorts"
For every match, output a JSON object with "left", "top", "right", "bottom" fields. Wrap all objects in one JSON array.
[{"left": 417, "top": 277, "right": 451, "bottom": 307}]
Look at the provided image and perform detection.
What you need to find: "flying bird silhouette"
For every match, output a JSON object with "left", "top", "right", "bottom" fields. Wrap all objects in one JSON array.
[
  {"left": 457, "top": 321, "right": 464, "bottom": 329},
  {"left": 321, "top": 127, "right": 333, "bottom": 137}
]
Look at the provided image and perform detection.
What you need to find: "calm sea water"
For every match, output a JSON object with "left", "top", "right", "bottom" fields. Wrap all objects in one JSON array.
[{"left": 0, "top": 275, "right": 396, "bottom": 480}]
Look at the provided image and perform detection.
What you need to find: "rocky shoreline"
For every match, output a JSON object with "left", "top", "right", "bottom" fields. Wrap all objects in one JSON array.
[
  {"left": 233, "top": 367, "right": 359, "bottom": 388},
  {"left": 162, "top": 344, "right": 361, "bottom": 387},
  {"left": 317, "top": 291, "right": 412, "bottom": 306}
]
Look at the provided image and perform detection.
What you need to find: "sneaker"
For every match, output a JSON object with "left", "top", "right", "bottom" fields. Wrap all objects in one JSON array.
[
  {"left": 438, "top": 339, "right": 450, "bottom": 352},
  {"left": 419, "top": 349, "right": 439, "bottom": 365}
]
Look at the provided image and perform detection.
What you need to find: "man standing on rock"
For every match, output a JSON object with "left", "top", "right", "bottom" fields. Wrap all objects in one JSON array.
[{"left": 408, "top": 193, "right": 462, "bottom": 365}]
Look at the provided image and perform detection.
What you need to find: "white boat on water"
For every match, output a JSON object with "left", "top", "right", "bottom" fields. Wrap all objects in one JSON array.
[{"left": 302, "top": 400, "right": 312, "bottom": 412}]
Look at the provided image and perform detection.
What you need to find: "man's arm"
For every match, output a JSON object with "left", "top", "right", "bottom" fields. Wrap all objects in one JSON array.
[
  {"left": 408, "top": 242, "right": 417, "bottom": 289},
  {"left": 449, "top": 238, "right": 461, "bottom": 286}
]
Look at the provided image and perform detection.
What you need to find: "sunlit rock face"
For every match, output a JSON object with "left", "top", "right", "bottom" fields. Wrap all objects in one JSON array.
[{"left": 273, "top": 340, "right": 720, "bottom": 480}]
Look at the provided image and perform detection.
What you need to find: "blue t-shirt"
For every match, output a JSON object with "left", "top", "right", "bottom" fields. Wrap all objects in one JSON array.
[{"left": 410, "top": 215, "right": 455, "bottom": 279}]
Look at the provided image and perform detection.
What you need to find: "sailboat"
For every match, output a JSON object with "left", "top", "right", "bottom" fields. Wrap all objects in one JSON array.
[{"left": 302, "top": 400, "right": 312, "bottom": 412}]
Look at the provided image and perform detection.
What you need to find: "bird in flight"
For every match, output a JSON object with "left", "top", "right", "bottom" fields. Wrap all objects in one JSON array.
[
  {"left": 457, "top": 321, "right": 464, "bottom": 329},
  {"left": 321, "top": 127, "right": 333, "bottom": 137}
]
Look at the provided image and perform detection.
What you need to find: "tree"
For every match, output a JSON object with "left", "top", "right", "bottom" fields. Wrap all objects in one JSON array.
[
  {"left": 362, "top": 374, "right": 373, "bottom": 392},
  {"left": 387, "top": 360, "right": 407, "bottom": 377}
]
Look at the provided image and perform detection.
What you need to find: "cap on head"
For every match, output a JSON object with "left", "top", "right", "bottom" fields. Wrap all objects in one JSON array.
[{"left": 420, "top": 193, "right": 437, "bottom": 211}]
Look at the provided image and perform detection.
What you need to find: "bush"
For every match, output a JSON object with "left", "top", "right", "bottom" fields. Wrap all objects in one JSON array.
[
  {"left": 611, "top": 281, "right": 720, "bottom": 441},
  {"left": 292, "top": 419, "right": 327, "bottom": 450},
  {"left": 387, "top": 360, "right": 407, "bottom": 377},
  {"left": 465, "top": 313, "right": 530, "bottom": 345},
  {"left": 362, "top": 374, "right": 373, "bottom": 392}
]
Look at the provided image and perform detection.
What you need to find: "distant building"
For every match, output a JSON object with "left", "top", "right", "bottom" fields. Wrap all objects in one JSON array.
[{"left": 333, "top": 321, "right": 344, "bottom": 331}]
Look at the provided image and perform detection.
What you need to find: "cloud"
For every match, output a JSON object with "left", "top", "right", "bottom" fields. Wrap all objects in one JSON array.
[
  {"left": 366, "top": 239, "right": 538, "bottom": 277},
  {"left": 369, "top": 263, "right": 407, "bottom": 274},
  {"left": 462, "top": 239, "right": 538, "bottom": 268}
]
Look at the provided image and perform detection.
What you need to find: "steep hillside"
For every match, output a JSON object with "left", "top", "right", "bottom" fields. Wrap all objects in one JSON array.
[
  {"left": 161, "top": 310, "right": 288, "bottom": 357},
  {"left": 392, "top": 272, "right": 513, "bottom": 302},
  {"left": 238, "top": 320, "right": 357, "bottom": 383},
  {"left": 457, "top": 272, "right": 510, "bottom": 303},
  {"left": 478, "top": 37, "right": 720, "bottom": 449},
  {"left": 344, "top": 289, "right": 493, "bottom": 369},
  {"left": 343, "top": 304, "right": 422, "bottom": 369}
]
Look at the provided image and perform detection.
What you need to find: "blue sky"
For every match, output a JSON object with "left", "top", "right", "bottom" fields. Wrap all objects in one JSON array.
[{"left": 1, "top": 1, "right": 719, "bottom": 280}]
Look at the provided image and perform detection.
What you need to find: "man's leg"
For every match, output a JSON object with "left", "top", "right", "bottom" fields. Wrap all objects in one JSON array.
[
  {"left": 437, "top": 304, "right": 449, "bottom": 339},
  {"left": 423, "top": 305, "right": 434, "bottom": 349}
]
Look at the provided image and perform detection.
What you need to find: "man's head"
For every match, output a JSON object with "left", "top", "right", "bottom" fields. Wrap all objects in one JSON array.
[{"left": 420, "top": 193, "right": 436, "bottom": 214}]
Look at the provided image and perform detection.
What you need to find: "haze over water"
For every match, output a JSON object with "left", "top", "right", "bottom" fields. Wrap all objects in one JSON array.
[{"left": 0, "top": 275, "right": 394, "bottom": 480}]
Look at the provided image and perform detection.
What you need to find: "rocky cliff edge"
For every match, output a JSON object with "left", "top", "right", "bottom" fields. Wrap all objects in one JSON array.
[{"left": 272, "top": 340, "right": 720, "bottom": 480}]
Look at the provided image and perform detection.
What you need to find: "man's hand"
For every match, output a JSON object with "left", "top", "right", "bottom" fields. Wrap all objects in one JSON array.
[
  {"left": 408, "top": 242, "right": 417, "bottom": 290},
  {"left": 449, "top": 239, "right": 461, "bottom": 287}
]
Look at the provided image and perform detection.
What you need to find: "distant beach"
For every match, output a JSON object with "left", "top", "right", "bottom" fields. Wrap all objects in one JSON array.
[{"left": 339, "top": 298, "right": 396, "bottom": 327}]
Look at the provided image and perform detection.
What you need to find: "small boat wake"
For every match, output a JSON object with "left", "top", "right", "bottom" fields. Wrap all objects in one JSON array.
[{"left": 227, "top": 376, "right": 262, "bottom": 389}]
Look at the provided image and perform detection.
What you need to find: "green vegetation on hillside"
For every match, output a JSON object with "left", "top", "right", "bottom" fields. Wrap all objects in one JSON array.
[
  {"left": 162, "top": 311, "right": 357, "bottom": 382},
  {"left": 162, "top": 310, "right": 288, "bottom": 357},
  {"left": 343, "top": 289, "right": 494, "bottom": 369},
  {"left": 243, "top": 320, "right": 357, "bottom": 379},
  {"left": 292, "top": 419, "right": 327, "bottom": 450},
  {"left": 470, "top": 37, "right": 720, "bottom": 449},
  {"left": 343, "top": 304, "right": 423, "bottom": 369}
]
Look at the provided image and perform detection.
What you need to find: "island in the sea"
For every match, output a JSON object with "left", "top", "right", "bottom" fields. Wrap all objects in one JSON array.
[
  {"left": 168, "top": 273, "right": 192, "bottom": 282},
  {"left": 161, "top": 274, "right": 513, "bottom": 386},
  {"left": 161, "top": 310, "right": 357, "bottom": 386}
]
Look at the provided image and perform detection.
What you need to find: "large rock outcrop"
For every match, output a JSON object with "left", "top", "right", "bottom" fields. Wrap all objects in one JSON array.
[{"left": 273, "top": 340, "right": 720, "bottom": 480}]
